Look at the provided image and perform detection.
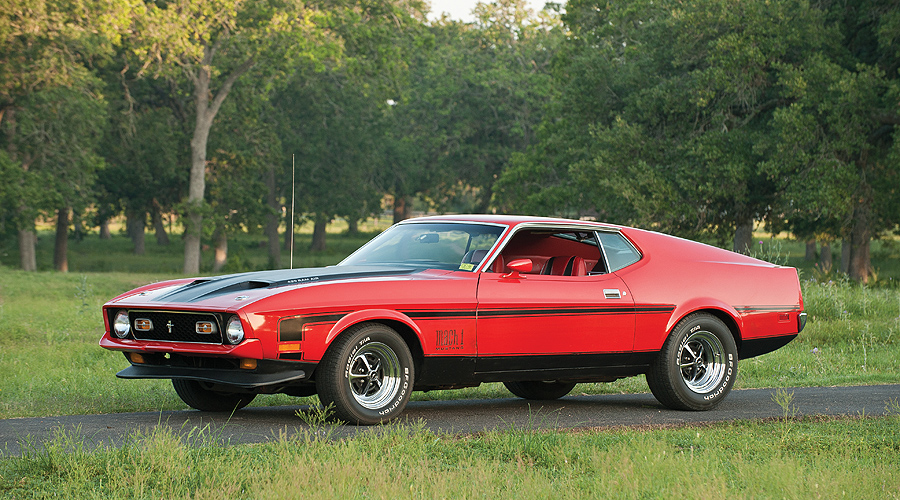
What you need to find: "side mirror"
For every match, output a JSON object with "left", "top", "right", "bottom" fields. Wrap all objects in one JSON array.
[{"left": 501, "top": 258, "right": 533, "bottom": 279}]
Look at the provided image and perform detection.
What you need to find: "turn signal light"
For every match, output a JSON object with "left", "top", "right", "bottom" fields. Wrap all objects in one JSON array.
[
  {"left": 127, "top": 352, "right": 146, "bottom": 364},
  {"left": 240, "top": 359, "right": 257, "bottom": 370}
]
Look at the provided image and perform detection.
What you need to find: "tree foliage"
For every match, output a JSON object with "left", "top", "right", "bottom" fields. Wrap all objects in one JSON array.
[{"left": 1, "top": 0, "right": 897, "bottom": 282}]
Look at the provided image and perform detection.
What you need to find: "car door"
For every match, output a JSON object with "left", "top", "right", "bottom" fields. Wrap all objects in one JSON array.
[{"left": 475, "top": 270, "right": 636, "bottom": 357}]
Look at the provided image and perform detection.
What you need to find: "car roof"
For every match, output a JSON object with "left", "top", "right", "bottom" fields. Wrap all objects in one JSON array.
[{"left": 398, "top": 214, "right": 623, "bottom": 231}]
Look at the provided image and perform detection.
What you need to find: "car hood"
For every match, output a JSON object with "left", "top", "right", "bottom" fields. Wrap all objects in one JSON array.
[{"left": 113, "top": 266, "right": 423, "bottom": 307}]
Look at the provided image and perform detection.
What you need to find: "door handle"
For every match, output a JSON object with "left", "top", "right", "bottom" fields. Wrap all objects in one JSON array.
[{"left": 604, "top": 289, "right": 622, "bottom": 299}]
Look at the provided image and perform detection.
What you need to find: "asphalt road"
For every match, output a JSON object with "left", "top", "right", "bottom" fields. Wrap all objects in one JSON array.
[{"left": 2, "top": 384, "right": 898, "bottom": 457}]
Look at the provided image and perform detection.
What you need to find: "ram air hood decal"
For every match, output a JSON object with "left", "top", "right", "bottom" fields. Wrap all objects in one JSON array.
[{"left": 150, "top": 266, "right": 421, "bottom": 304}]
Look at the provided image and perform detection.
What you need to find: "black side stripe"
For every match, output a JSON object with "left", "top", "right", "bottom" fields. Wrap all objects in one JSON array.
[
  {"left": 478, "top": 305, "right": 674, "bottom": 318},
  {"left": 278, "top": 304, "right": 677, "bottom": 341},
  {"left": 279, "top": 313, "right": 348, "bottom": 342}
]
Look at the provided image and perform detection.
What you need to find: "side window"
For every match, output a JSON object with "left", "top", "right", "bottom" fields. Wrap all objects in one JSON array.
[{"left": 597, "top": 232, "right": 641, "bottom": 272}]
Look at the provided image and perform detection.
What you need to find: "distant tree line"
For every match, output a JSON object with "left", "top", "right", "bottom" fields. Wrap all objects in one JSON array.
[{"left": 1, "top": 0, "right": 897, "bottom": 282}]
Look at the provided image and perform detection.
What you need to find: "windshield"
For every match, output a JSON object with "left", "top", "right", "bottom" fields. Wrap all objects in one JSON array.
[{"left": 339, "top": 222, "right": 506, "bottom": 272}]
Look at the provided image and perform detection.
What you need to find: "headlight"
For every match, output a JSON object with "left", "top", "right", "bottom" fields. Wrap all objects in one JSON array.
[
  {"left": 225, "top": 316, "right": 245, "bottom": 344},
  {"left": 113, "top": 310, "right": 131, "bottom": 339}
]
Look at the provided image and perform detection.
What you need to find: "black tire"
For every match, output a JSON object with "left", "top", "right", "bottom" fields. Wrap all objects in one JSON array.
[
  {"left": 316, "top": 323, "right": 414, "bottom": 425},
  {"left": 647, "top": 312, "right": 738, "bottom": 411},
  {"left": 172, "top": 379, "right": 256, "bottom": 412},
  {"left": 504, "top": 380, "right": 576, "bottom": 400}
]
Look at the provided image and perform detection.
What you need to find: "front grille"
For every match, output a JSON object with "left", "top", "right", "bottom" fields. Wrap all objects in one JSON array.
[{"left": 128, "top": 310, "right": 224, "bottom": 344}]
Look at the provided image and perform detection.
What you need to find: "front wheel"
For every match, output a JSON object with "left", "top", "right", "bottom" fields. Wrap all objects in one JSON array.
[
  {"left": 647, "top": 313, "right": 738, "bottom": 411},
  {"left": 172, "top": 379, "right": 256, "bottom": 412},
  {"left": 504, "top": 380, "right": 576, "bottom": 400},
  {"left": 316, "top": 323, "right": 414, "bottom": 425}
]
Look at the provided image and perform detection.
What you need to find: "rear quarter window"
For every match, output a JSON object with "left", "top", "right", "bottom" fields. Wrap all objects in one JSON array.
[{"left": 597, "top": 232, "right": 641, "bottom": 271}]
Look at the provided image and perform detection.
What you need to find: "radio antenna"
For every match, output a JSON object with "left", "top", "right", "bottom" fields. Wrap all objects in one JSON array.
[{"left": 290, "top": 154, "right": 295, "bottom": 270}]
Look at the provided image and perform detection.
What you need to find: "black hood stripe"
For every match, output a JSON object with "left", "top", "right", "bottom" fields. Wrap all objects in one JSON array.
[{"left": 152, "top": 266, "right": 422, "bottom": 304}]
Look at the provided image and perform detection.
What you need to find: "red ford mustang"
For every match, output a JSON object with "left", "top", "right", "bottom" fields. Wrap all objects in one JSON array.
[{"left": 100, "top": 215, "right": 806, "bottom": 424}]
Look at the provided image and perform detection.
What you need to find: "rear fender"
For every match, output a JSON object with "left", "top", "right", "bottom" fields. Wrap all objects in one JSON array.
[{"left": 667, "top": 298, "right": 743, "bottom": 341}]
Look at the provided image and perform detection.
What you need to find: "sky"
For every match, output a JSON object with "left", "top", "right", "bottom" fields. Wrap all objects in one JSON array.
[{"left": 426, "top": 0, "right": 548, "bottom": 22}]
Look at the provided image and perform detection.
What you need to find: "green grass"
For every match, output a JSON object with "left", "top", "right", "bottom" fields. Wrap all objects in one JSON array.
[{"left": 2, "top": 413, "right": 899, "bottom": 498}]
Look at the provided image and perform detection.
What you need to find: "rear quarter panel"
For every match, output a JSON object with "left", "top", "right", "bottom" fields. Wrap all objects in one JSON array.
[{"left": 617, "top": 228, "right": 803, "bottom": 354}]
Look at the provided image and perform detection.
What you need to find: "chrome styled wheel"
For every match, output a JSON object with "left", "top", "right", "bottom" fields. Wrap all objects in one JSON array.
[
  {"left": 647, "top": 312, "right": 738, "bottom": 411},
  {"left": 678, "top": 330, "right": 727, "bottom": 393},
  {"left": 348, "top": 342, "right": 402, "bottom": 410},
  {"left": 317, "top": 323, "right": 414, "bottom": 425}
]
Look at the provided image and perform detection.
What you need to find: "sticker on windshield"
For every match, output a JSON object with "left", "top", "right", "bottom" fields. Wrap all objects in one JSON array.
[{"left": 459, "top": 263, "right": 475, "bottom": 271}]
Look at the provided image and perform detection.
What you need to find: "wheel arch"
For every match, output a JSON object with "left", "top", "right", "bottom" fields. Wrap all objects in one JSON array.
[
  {"left": 666, "top": 301, "right": 743, "bottom": 353},
  {"left": 321, "top": 310, "right": 425, "bottom": 380},
  {"left": 702, "top": 308, "right": 742, "bottom": 353}
]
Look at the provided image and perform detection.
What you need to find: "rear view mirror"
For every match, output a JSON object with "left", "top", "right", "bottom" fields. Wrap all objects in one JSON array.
[{"left": 416, "top": 233, "right": 439, "bottom": 244}]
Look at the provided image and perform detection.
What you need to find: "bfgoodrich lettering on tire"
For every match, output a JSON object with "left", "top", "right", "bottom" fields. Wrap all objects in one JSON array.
[
  {"left": 647, "top": 312, "right": 738, "bottom": 411},
  {"left": 316, "top": 322, "right": 414, "bottom": 425}
]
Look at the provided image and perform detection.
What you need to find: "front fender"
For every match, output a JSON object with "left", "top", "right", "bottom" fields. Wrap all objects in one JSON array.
[{"left": 326, "top": 309, "right": 424, "bottom": 346}]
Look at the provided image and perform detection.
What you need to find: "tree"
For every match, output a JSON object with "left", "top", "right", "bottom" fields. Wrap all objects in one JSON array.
[
  {"left": 389, "top": 0, "right": 562, "bottom": 217},
  {"left": 1, "top": 0, "right": 135, "bottom": 270},
  {"left": 769, "top": 56, "right": 899, "bottom": 282},
  {"left": 499, "top": 0, "right": 832, "bottom": 250},
  {"left": 205, "top": 89, "right": 282, "bottom": 271},
  {"left": 132, "top": 0, "right": 338, "bottom": 274},
  {"left": 274, "top": 0, "right": 427, "bottom": 246}
]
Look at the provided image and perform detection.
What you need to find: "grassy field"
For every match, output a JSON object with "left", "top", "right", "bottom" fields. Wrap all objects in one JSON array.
[
  {"left": 2, "top": 412, "right": 899, "bottom": 498},
  {"left": 0, "top": 223, "right": 898, "bottom": 497}
]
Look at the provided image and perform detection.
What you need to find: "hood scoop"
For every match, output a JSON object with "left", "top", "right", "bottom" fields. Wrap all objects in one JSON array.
[{"left": 150, "top": 266, "right": 419, "bottom": 304}]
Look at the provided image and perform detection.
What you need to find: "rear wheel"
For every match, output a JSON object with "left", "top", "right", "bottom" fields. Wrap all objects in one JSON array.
[
  {"left": 172, "top": 379, "right": 256, "bottom": 412},
  {"left": 316, "top": 323, "right": 414, "bottom": 425},
  {"left": 504, "top": 380, "right": 576, "bottom": 400},
  {"left": 647, "top": 312, "right": 738, "bottom": 410}
]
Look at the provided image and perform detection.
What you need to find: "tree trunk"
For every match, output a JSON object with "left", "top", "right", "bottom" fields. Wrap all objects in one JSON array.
[
  {"left": 847, "top": 162, "right": 873, "bottom": 283},
  {"left": 152, "top": 205, "right": 170, "bottom": 246},
  {"left": 847, "top": 201, "right": 871, "bottom": 283},
  {"left": 732, "top": 217, "right": 754, "bottom": 255},
  {"left": 804, "top": 239, "right": 817, "bottom": 262},
  {"left": 841, "top": 238, "right": 850, "bottom": 274},
  {"left": 127, "top": 210, "right": 146, "bottom": 256},
  {"left": 393, "top": 195, "right": 411, "bottom": 223},
  {"left": 8, "top": 109, "right": 35, "bottom": 272},
  {"left": 819, "top": 241, "right": 833, "bottom": 273},
  {"left": 18, "top": 229, "right": 36, "bottom": 271},
  {"left": 212, "top": 227, "right": 227, "bottom": 273},
  {"left": 265, "top": 164, "right": 281, "bottom": 269},
  {"left": 54, "top": 207, "right": 69, "bottom": 272},
  {"left": 310, "top": 215, "right": 328, "bottom": 251},
  {"left": 183, "top": 47, "right": 254, "bottom": 275},
  {"left": 99, "top": 218, "right": 111, "bottom": 240},
  {"left": 347, "top": 217, "right": 359, "bottom": 236},
  {"left": 184, "top": 111, "right": 210, "bottom": 273}
]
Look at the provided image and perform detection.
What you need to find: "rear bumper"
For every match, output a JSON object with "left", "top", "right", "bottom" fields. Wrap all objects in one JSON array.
[{"left": 739, "top": 334, "right": 798, "bottom": 360}]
